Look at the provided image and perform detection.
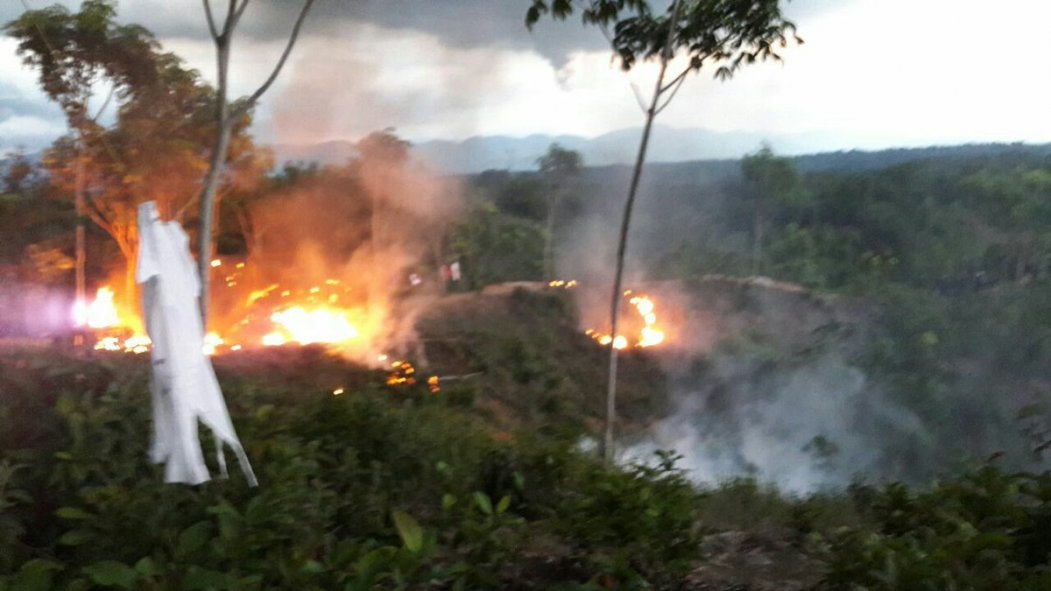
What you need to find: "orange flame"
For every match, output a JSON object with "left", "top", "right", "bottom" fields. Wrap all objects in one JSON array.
[
  {"left": 86, "top": 287, "right": 120, "bottom": 329},
  {"left": 587, "top": 291, "right": 665, "bottom": 350},
  {"left": 263, "top": 306, "right": 361, "bottom": 346}
]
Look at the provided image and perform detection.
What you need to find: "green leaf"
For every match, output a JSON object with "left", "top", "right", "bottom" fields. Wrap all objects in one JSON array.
[
  {"left": 349, "top": 548, "right": 396, "bottom": 591},
  {"left": 58, "top": 529, "right": 94, "bottom": 546},
  {"left": 182, "top": 566, "right": 228, "bottom": 590},
  {"left": 133, "top": 557, "right": 159, "bottom": 578},
  {"left": 391, "top": 510, "right": 423, "bottom": 553},
  {"left": 301, "top": 560, "right": 324, "bottom": 574},
  {"left": 82, "top": 561, "right": 137, "bottom": 590},
  {"left": 178, "top": 521, "right": 213, "bottom": 555},
  {"left": 65, "top": 578, "right": 92, "bottom": 591},
  {"left": 441, "top": 493, "right": 457, "bottom": 512},
  {"left": 496, "top": 495, "right": 511, "bottom": 515},
  {"left": 12, "top": 558, "right": 63, "bottom": 591},
  {"left": 472, "top": 491, "right": 493, "bottom": 515},
  {"left": 55, "top": 507, "right": 93, "bottom": 520}
]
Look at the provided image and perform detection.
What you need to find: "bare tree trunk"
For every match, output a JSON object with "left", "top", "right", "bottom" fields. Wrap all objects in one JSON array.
[
  {"left": 197, "top": 22, "right": 232, "bottom": 329},
  {"left": 602, "top": 0, "right": 682, "bottom": 464},
  {"left": 197, "top": 121, "right": 233, "bottom": 326}
]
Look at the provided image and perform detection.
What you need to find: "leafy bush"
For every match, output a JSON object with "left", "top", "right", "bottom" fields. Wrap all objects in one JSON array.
[
  {"left": 819, "top": 465, "right": 1051, "bottom": 590},
  {"left": 0, "top": 350, "right": 699, "bottom": 590}
]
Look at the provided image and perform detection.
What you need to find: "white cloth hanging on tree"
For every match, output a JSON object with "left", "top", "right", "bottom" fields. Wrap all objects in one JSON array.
[{"left": 136, "top": 201, "right": 257, "bottom": 486}]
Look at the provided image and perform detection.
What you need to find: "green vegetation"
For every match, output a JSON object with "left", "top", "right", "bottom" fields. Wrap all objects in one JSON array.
[
  {"left": 0, "top": 349, "right": 700, "bottom": 590},
  {"left": 4, "top": 347, "right": 1051, "bottom": 589},
  {"left": 4, "top": 2, "right": 1051, "bottom": 587}
]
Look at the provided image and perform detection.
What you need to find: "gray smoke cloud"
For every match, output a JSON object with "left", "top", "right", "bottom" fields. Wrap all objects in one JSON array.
[{"left": 553, "top": 163, "right": 934, "bottom": 493}]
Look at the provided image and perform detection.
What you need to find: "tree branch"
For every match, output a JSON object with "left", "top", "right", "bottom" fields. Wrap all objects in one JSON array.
[
  {"left": 89, "top": 84, "right": 114, "bottom": 122},
  {"left": 659, "top": 65, "right": 690, "bottom": 94},
  {"left": 83, "top": 195, "right": 114, "bottom": 236},
  {"left": 238, "top": 0, "right": 314, "bottom": 114},
  {"left": 232, "top": 0, "right": 251, "bottom": 28},
  {"left": 202, "top": 0, "right": 220, "bottom": 39},
  {"left": 224, "top": 0, "right": 236, "bottom": 34},
  {"left": 175, "top": 191, "right": 200, "bottom": 222},
  {"left": 655, "top": 67, "right": 689, "bottom": 115}
]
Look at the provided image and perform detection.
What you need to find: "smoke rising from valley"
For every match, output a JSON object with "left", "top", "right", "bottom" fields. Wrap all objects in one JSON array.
[{"left": 554, "top": 160, "right": 1047, "bottom": 492}]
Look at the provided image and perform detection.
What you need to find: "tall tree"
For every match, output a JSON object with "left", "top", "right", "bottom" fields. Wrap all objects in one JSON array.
[
  {"left": 9, "top": 2, "right": 267, "bottom": 310},
  {"left": 527, "top": 0, "right": 801, "bottom": 462},
  {"left": 6, "top": 0, "right": 158, "bottom": 323},
  {"left": 741, "top": 143, "right": 806, "bottom": 275},
  {"left": 537, "top": 143, "right": 582, "bottom": 279},
  {"left": 42, "top": 51, "right": 269, "bottom": 304},
  {"left": 197, "top": 0, "right": 316, "bottom": 327},
  {"left": 2, "top": 149, "right": 36, "bottom": 195}
]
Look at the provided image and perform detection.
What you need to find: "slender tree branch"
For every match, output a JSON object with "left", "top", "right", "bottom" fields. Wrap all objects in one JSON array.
[
  {"left": 232, "top": 0, "right": 251, "bottom": 28},
  {"left": 659, "top": 65, "right": 690, "bottom": 94},
  {"left": 89, "top": 85, "right": 115, "bottom": 122},
  {"left": 83, "top": 197, "right": 113, "bottom": 234},
  {"left": 240, "top": 0, "right": 315, "bottom": 111},
  {"left": 655, "top": 67, "right": 689, "bottom": 115},
  {"left": 175, "top": 191, "right": 200, "bottom": 221},
  {"left": 202, "top": 0, "right": 220, "bottom": 39},
  {"left": 224, "top": 0, "right": 236, "bottom": 34}
]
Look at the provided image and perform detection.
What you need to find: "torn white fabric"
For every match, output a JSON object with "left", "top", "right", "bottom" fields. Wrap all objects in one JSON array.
[{"left": 136, "top": 201, "right": 257, "bottom": 486}]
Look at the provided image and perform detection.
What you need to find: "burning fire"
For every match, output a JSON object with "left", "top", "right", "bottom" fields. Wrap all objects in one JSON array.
[
  {"left": 86, "top": 287, "right": 121, "bottom": 328},
  {"left": 548, "top": 279, "right": 579, "bottom": 289},
  {"left": 586, "top": 291, "right": 666, "bottom": 350},
  {"left": 77, "top": 286, "right": 153, "bottom": 354},
  {"left": 387, "top": 360, "right": 416, "bottom": 386},
  {"left": 264, "top": 306, "right": 360, "bottom": 346}
]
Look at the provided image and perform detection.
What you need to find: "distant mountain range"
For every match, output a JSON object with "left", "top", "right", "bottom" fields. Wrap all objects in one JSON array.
[
  {"left": 6, "top": 126, "right": 1049, "bottom": 179},
  {"left": 271, "top": 126, "right": 1051, "bottom": 175},
  {"left": 272, "top": 125, "right": 839, "bottom": 173}
]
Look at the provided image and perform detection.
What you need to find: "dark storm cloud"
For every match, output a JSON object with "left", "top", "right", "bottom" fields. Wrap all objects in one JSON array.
[
  {"left": 195, "top": 0, "right": 837, "bottom": 65},
  {"left": 220, "top": 0, "right": 609, "bottom": 67},
  {"left": 4, "top": 1, "right": 838, "bottom": 66}
]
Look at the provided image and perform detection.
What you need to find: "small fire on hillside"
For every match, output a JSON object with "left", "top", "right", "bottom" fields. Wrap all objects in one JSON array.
[{"left": 549, "top": 281, "right": 667, "bottom": 350}]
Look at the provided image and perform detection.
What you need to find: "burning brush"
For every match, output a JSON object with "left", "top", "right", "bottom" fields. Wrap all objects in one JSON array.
[{"left": 584, "top": 290, "right": 666, "bottom": 350}]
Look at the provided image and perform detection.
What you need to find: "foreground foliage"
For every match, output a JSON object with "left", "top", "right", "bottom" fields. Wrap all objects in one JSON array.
[
  {"left": 0, "top": 350, "right": 700, "bottom": 590},
  {"left": 3, "top": 350, "right": 1051, "bottom": 589}
]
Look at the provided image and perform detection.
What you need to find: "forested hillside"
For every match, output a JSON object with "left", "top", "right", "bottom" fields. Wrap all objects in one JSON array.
[
  {"left": 454, "top": 144, "right": 1051, "bottom": 487},
  {"left": 5, "top": 140, "right": 1051, "bottom": 588}
]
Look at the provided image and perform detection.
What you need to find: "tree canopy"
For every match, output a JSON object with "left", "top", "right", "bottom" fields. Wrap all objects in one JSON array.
[
  {"left": 527, "top": 0, "right": 801, "bottom": 79},
  {"left": 5, "top": 0, "right": 158, "bottom": 128},
  {"left": 7, "top": 0, "right": 267, "bottom": 302}
]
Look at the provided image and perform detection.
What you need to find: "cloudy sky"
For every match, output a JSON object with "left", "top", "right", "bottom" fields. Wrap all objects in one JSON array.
[{"left": 2, "top": 0, "right": 1051, "bottom": 157}]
